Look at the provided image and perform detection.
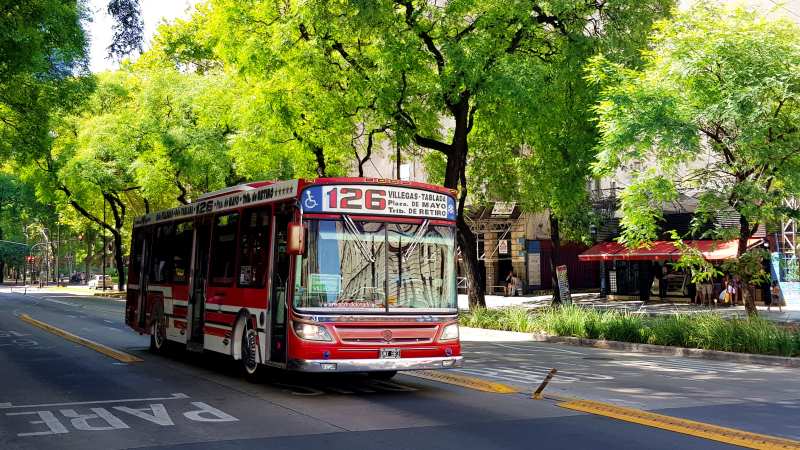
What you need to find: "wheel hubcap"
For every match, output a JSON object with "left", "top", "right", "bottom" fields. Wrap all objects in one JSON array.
[
  {"left": 154, "top": 315, "right": 165, "bottom": 348},
  {"left": 243, "top": 329, "right": 258, "bottom": 373}
]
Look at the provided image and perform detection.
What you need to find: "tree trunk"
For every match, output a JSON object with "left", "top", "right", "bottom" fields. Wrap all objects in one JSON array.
[
  {"left": 549, "top": 212, "right": 562, "bottom": 304},
  {"left": 85, "top": 231, "right": 93, "bottom": 284},
  {"left": 738, "top": 215, "right": 758, "bottom": 316},
  {"left": 0, "top": 226, "right": 4, "bottom": 284},
  {"left": 112, "top": 229, "right": 126, "bottom": 291},
  {"left": 442, "top": 98, "right": 486, "bottom": 309},
  {"left": 457, "top": 217, "right": 485, "bottom": 308}
]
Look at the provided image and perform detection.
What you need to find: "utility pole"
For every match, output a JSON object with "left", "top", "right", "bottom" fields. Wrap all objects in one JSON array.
[
  {"left": 102, "top": 195, "right": 107, "bottom": 291},
  {"left": 55, "top": 222, "right": 59, "bottom": 285}
]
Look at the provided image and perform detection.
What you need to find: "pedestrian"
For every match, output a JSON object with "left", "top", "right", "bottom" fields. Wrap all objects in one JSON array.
[
  {"left": 505, "top": 270, "right": 515, "bottom": 296},
  {"left": 724, "top": 276, "right": 736, "bottom": 307},
  {"left": 697, "top": 278, "right": 711, "bottom": 307},
  {"left": 769, "top": 280, "right": 783, "bottom": 313},
  {"left": 514, "top": 274, "right": 524, "bottom": 296},
  {"left": 658, "top": 264, "right": 668, "bottom": 300},
  {"left": 731, "top": 275, "right": 741, "bottom": 306},
  {"left": 720, "top": 275, "right": 729, "bottom": 306}
]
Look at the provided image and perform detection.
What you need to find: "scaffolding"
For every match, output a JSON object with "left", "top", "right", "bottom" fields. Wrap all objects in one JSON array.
[
  {"left": 465, "top": 215, "right": 525, "bottom": 262},
  {"left": 780, "top": 197, "right": 799, "bottom": 281}
]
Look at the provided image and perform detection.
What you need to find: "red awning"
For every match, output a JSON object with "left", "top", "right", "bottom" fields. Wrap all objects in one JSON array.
[
  {"left": 577, "top": 242, "right": 626, "bottom": 261},
  {"left": 614, "top": 241, "right": 681, "bottom": 261},
  {"left": 578, "top": 239, "right": 763, "bottom": 262}
]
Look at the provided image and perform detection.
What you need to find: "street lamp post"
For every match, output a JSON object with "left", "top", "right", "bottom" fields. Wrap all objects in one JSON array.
[
  {"left": 55, "top": 222, "right": 59, "bottom": 285},
  {"left": 590, "top": 224, "right": 607, "bottom": 296},
  {"left": 102, "top": 195, "right": 107, "bottom": 291},
  {"left": 28, "top": 242, "right": 49, "bottom": 288}
]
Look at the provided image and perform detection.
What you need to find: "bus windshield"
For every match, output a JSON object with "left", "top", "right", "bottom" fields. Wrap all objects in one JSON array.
[{"left": 294, "top": 219, "right": 457, "bottom": 313}]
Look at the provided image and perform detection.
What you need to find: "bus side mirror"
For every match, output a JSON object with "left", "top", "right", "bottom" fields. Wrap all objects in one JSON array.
[{"left": 287, "top": 223, "right": 305, "bottom": 255}]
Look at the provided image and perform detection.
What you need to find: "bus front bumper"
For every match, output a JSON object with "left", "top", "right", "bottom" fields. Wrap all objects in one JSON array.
[{"left": 288, "top": 356, "right": 463, "bottom": 372}]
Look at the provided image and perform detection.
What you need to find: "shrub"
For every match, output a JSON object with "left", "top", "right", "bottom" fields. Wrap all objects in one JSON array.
[
  {"left": 598, "top": 312, "right": 648, "bottom": 343},
  {"left": 532, "top": 305, "right": 595, "bottom": 338},
  {"left": 460, "top": 307, "right": 503, "bottom": 330},
  {"left": 498, "top": 307, "right": 536, "bottom": 333},
  {"left": 462, "top": 305, "right": 800, "bottom": 357}
]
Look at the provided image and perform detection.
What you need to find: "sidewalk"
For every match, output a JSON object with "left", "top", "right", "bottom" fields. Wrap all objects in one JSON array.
[
  {"left": 457, "top": 292, "right": 602, "bottom": 310},
  {"left": 1, "top": 283, "right": 125, "bottom": 299},
  {"left": 458, "top": 292, "right": 800, "bottom": 324}
]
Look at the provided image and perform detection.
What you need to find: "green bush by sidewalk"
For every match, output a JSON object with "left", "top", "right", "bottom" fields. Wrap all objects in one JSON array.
[{"left": 460, "top": 305, "right": 800, "bottom": 357}]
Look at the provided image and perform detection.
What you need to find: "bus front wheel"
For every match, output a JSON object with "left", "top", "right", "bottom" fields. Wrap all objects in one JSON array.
[
  {"left": 149, "top": 309, "right": 167, "bottom": 354},
  {"left": 240, "top": 320, "right": 261, "bottom": 382}
]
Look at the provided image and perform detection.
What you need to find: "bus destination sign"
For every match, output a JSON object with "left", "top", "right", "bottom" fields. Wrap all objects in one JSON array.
[
  {"left": 302, "top": 184, "right": 456, "bottom": 220},
  {"left": 133, "top": 180, "right": 298, "bottom": 227}
]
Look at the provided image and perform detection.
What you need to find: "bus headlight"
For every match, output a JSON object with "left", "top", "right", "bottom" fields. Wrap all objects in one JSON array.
[
  {"left": 439, "top": 323, "right": 459, "bottom": 341},
  {"left": 293, "top": 322, "right": 333, "bottom": 342}
]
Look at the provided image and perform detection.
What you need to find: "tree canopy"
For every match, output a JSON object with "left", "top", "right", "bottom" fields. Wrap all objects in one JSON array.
[
  {"left": 159, "top": 0, "right": 672, "bottom": 307},
  {"left": 590, "top": 3, "right": 800, "bottom": 315}
]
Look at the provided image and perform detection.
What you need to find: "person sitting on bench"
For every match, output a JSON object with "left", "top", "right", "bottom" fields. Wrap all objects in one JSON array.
[{"left": 505, "top": 270, "right": 519, "bottom": 296}]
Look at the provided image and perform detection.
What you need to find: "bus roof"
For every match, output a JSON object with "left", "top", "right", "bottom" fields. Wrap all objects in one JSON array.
[{"left": 132, "top": 178, "right": 456, "bottom": 228}]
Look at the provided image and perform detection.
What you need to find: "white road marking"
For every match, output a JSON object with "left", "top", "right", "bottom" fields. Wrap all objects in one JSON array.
[
  {"left": 0, "top": 393, "right": 189, "bottom": 410},
  {"left": 182, "top": 402, "right": 238, "bottom": 422},
  {"left": 4, "top": 401, "right": 239, "bottom": 437},
  {"left": 44, "top": 298, "right": 74, "bottom": 306},
  {"left": 490, "top": 342, "right": 584, "bottom": 355}
]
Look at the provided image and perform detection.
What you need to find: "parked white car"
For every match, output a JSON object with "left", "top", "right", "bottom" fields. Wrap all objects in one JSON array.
[{"left": 88, "top": 275, "right": 113, "bottom": 290}]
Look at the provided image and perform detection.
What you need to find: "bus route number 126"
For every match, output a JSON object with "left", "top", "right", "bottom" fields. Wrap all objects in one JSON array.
[{"left": 326, "top": 187, "right": 386, "bottom": 211}]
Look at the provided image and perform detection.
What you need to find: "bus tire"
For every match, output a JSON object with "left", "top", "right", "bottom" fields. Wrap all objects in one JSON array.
[
  {"left": 149, "top": 308, "right": 168, "bottom": 354},
  {"left": 368, "top": 371, "right": 398, "bottom": 380},
  {"left": 240, "top": 317, "right": 261, "bottom": 382}
]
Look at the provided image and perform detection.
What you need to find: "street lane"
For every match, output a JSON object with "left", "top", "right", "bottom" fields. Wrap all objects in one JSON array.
[
  {"left": 459, "top": 339, "right": 800, "bottom": 439},
  {"left": 0, "top": 289, "right": 751, "bottom": 449}
]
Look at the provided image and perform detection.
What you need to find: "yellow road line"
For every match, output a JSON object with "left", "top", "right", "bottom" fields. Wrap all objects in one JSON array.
[
  {"left": 558, "top": 398, "right": 800, "bottom": 450},
  {"left": 19, "top": 314, "right": 143, "bottom": 363},
  {"left": 405, "top": 370, "right": 518, "bottom": 394}
]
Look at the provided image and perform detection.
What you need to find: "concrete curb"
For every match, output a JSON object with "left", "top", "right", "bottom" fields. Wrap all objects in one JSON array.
[
  {"left": 19, "top": 313, "right": 142, "bottom": 363},
  {"left": 532, "top": 333, "right": 800, "bottom": 368},
  {"left": 460, "top": 327, "right": 800, "bottom": 368}
]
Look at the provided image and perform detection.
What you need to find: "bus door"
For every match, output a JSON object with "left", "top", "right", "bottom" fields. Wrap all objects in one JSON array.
[
  {"left": 127, "top": 228, "right": 150, "bottom": 332},
  {"left": 269, "top": 209, "right": 291, "bottom": 363},
  {"left": 187, "top": 216, "right": 212, "bottom": 346}
]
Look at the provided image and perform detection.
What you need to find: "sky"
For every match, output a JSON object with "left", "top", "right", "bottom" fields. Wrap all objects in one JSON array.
[
  {"left": 87, "top": 0, "right": 199, "bottom": 73},
  {"left": 85, "top": 0, "right": 799, "bottom": 73}
]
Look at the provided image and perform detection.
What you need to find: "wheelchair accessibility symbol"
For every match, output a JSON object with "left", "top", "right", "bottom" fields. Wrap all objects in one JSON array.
[{"left": 304, "top": 191, "right": 318, "bottom": 209}]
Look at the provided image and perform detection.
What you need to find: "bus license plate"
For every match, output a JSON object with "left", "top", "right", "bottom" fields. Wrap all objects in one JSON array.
[{"left": 380, "top": 348, "right": 400, "bottom": 359}]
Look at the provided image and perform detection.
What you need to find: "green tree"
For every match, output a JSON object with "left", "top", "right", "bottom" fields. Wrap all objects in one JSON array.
[
  {"left": 469, "top": 24, "right": 668, "bottom": 302},
  {"left": 188, "top": 0, "right": 672, "bottom": 308},
  {"left": 0, "top": 0, "right": 88, "bottom": 160},
  {"left": 27, "top": 71, "right": 147, "bottom": 291},
  {"left": 590, "top": 3, "right": 800, "bottom": 315},
  {"left": 0, "top": 172, "right": 35, "bottom": 282}
]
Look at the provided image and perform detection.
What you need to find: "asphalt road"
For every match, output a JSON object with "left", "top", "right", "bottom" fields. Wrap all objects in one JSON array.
[
  {"left": 0, "top": 287, "right": 787, "bottom": 449},
  {"left": 458, "top": 340, "right": 800, "bottom": 440}
]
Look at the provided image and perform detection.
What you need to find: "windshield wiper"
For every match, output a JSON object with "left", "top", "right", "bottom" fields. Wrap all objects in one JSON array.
[
  {"left": 342, "top": 215, "right": 376, "bottom": 263},
  {"left": 402, "top": 219, "right": 430, "bottom": 262}
]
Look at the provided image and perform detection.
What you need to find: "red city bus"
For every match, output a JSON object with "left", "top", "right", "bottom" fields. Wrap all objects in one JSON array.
[{"left": 125, "top": 178, "right": 462, "bottom": 380}]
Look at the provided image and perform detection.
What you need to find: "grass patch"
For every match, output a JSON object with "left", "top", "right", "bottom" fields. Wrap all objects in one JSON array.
[{"left": 461, "top": 305, "right": 800, "bottom": 357}]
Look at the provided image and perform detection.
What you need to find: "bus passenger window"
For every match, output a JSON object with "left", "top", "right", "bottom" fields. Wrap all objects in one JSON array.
[
  {"left": 238, "top": 209, "right": 270, "bottom": 288},
  {"left": 150, "top": 224, "right": 175, "bottom": 284},
  {"left": 172, "top": 221, "right": 193, "bottom": 283},
  {"left": 210, "top": 213, "right": 240, "bottom": 285},
  {"left": 128, "top": 231, "right": 144, "bottom": 285}
]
